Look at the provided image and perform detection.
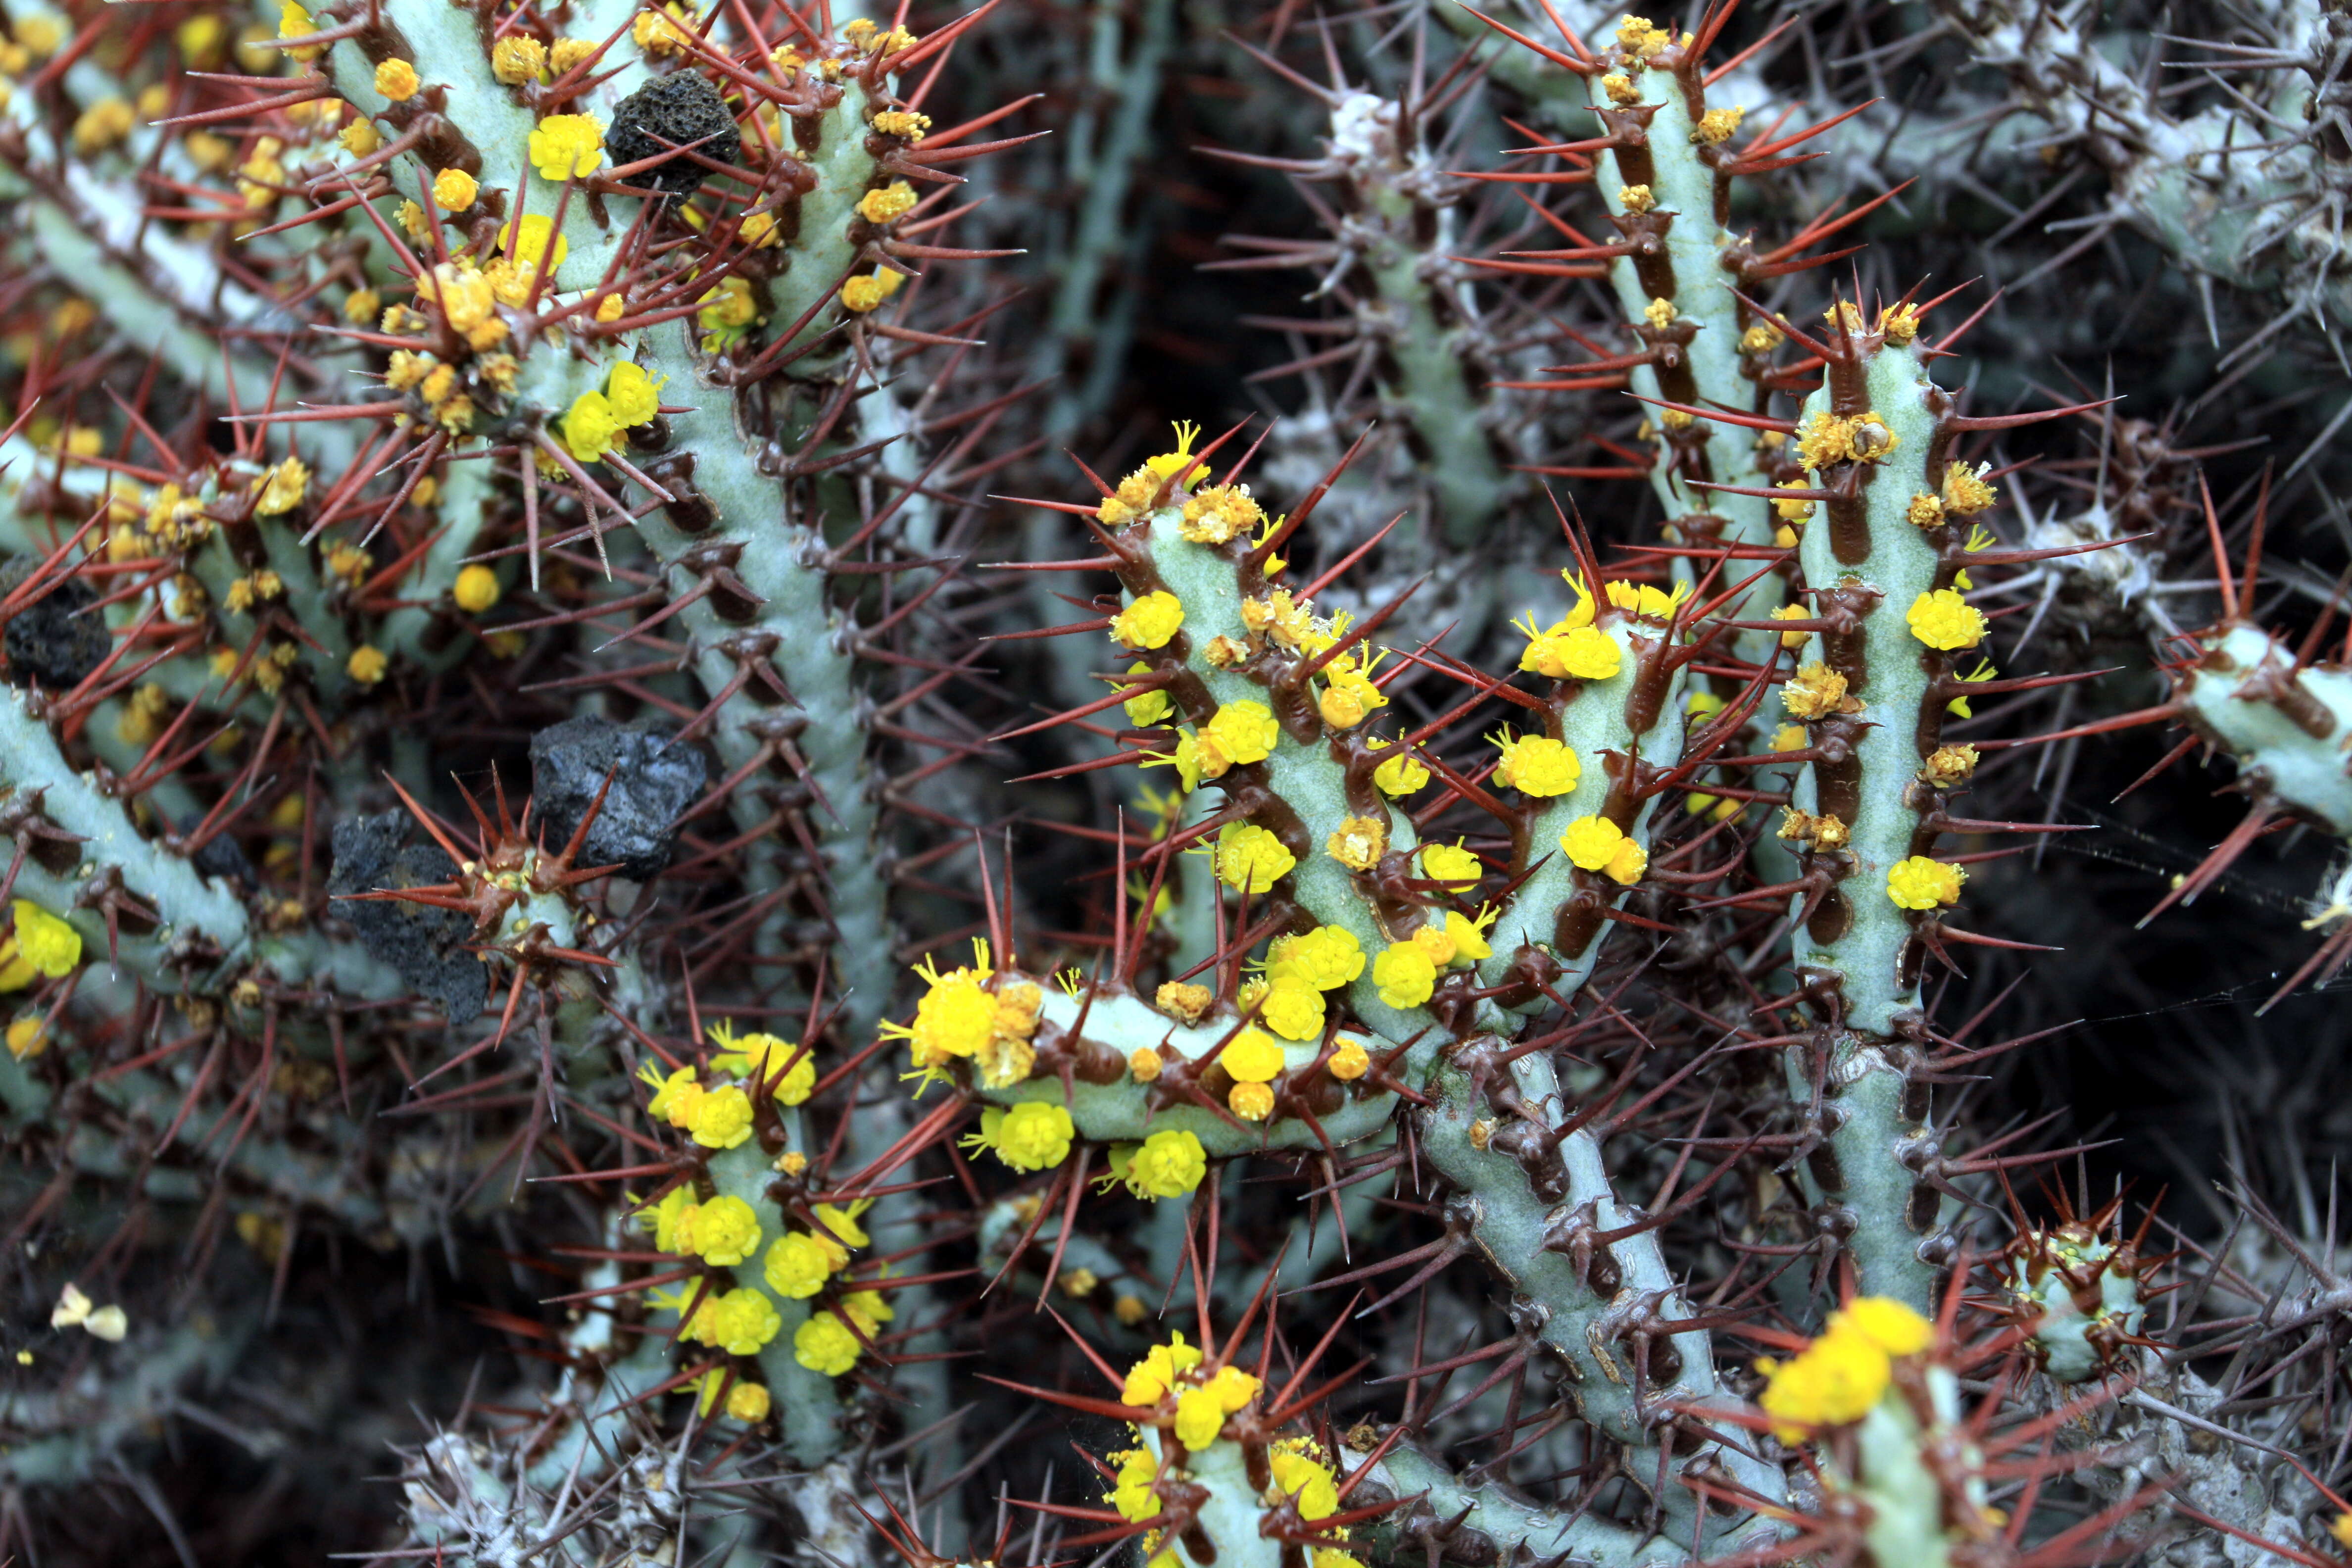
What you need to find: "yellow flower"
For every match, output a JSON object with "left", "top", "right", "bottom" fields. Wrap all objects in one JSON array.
[
  {"left": 1907, "top": 588, "right": 1986, "bottom": 651},
  {"left": 1120, "top": 663, "right": 1171, "bottom": 726},
  {"left": 453, "top": 565, "right": 502, "bottom": 613},
  {"left": 562, "top": 390, "right": 621, "bottom": 464},
  {"left": 1372, "top": 941, "right": 1435, "bottom": 1009},
  {"left": 870, "top": 109, "right": 930, "bottom": 140},
  {"left": 1327, "top": 1037, "right": 1370, "bottom": 1080},
  {"left": 841, "top": 270, "right": 905, "bottom": 312},
  {"left": 1771, "top": 604, "right": 1811, "bottom": 649},
  {"left": 1175, "top": 1384, "right": 1228, "bottom": 1450},
  {"left": 641, "top": 1062, "right": 700, "bottom": 1123},
  {"left": 726, "top": 1381, "right": 772, "bottom": 1422},
  {"left": 1887, "top": 856, "right": 1964, "bottom": 910},
  {"left": 1120, "top": 1129, "right": 1207, "bottom": 1199},
  {"left": 1560, "top": 816, "right": 1646, "bottom": 886},
  {"left": 1692, "top": 104, "right": 1744, "bottom": 144},
  {"left": 347, "top": 645, "right": 389, "bottom": 685},
  {"left": 1108, "top": 1447, "right": 1160, "bottom": 1520},
  {"left": 1228, "top": 1079, "right": 1273, "bottom": 1119},
  {"left": 1835, "top": 1296, "right": 1934, "bottom": 1355},
  {"left": 1112, "top": 590, "right": 1184, "bottom": 650},
  {"left": 432, "top": 168, "right": 478, "bottom": 211},
  {"left": 1268, "top": 926, "right": 1364, "bottom": 990},
  {"left": 1215, "top": 823, "right": 1295, "bottom": 893},
  {"left": 859, "top": 180, "right": 919, "bottom": 224},
  {"left": 1492, "top": 733, "right": 1580, "bottom": 797},
  {"left": 1222, "top": 1027, "right": 1284, "bottom": 1084},
  {"left": 1443, "top": 909, "right": 1494, "bottom": 963},
  {"left": 1420, "top": 842, "right": 1482, "bottom": 892},
  {"left": 1122, "top": 1333, "right": 1205, "bottom": 1405},
  {"left": 1942, "top": 461, "right": 1997, "bottom": 515},
  {"left": 765, "top": 1231, "right": 834, "bottom": 1298},
  {"left": 1205, "top": 701, "right": 1277, "bottom": 766},
  {"left": 374, "top": 57, "right": 421, "bottom": 100},
  {"left": 794, "top": 1313, "right": 862, "bottom": 1376},
  {"left": 1758, "top": 1328, "right": 1890, "bottom": 1441},
  {"left": 340, "top": 118, "right": 382, "bottom": 156},
  {"left": 705, "top": 1287, "right": 783, "bottom": 1354},
  {"left": 252, "top": 457, "right": 309, "bottom": 516},
  {"left": 1259, "top": 980, "right": 1323, "bottom": 1042},
  {"left": 529, "top": 113, "right": 605, "bottom": 182},
  {"left": 499, "top": 212, "right": 568, "bottom": 279},
  {"left": 7, "top": 1017, "right": 47, "bottom": 1059},
  {"left": 10, "top": 903, "right": 79, "bottom": 978},
  {"left": 1780, "top": 662, "right": 1849, "bottom": 720},
  {"left": 689, "top": 1083, "right": 755, "bottom": 1149},
  {"left": 1773, "top": 480, "right": 1815, "bottom": 522},
  {"left": 491, "top": 33, "right": 546, "bottom": 83},
  {"left": 681, "top": 1194, "right": 760, "bottom": 1266},
  {"left": 1326, "top": 815, "right": 1386, "bottom": 872},
  {"left": 606, "top": 361, "right": 664, "bottom": 425},
  {"left": 893, "top": 956, "right": 999, "bottom": 1065},
  {"left": 962, "top": 1102, "right": 1074, "bottom": 1173},
  {"left": 1370, "top": 741, "right": 1428, "bottom": 797}
]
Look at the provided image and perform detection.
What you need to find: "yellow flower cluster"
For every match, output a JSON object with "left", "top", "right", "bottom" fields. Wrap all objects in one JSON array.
[
  {"left": 1906, "top": 588, "right": 1986, "bottom": 651},
  {"left": 706, "top": 1020, "right": 818, "bottom": 1105},
  {"left": 1215, "top": 822, "right": 1295, "bottom": 894},
  {"left": 1372, "top": 909, "right": 1493, "bottom": 1008},
  {"left": 1780, "top": 661, "right": 1852, "bottom": 720},
  {"left": 961, "top": 1101, "right": 1075, "bottom": 1172},
  {"left": 561, "top": 360, "right": 667, "bottom": 463},
  {"left": 1179, "top": 483, "right": 1263, "bottom": 545},
  {"left": 1604, "top": 577, "right": 1690, "bottom": 621},
  {"left": 1614, "top": 13, "right": 1673, "bottom": 57},
  {"left": 1367, "top": 737, "right": 1428, "bottom": 796},
  {"left": 529, "top": 112, "right": 604, "bottom": 182},
  {"left": 1887, "top": 855, "right": 1965, "bottom": 910},
  {"left": 841, "top": 267, "right": 907, "bottom": 313},
  {"left": 1757, "top": 1296, "right": 1934, "bottom": 1441},
  {"left": 1559, "top": 815, "right": 1647, "bottom": 885},
  {"left": 1796, "top": 409, "right": 1899, "bottom": 470},
  {"left": 250, "top": 457, "right": 308, "bottom": 516},
  {"left": 0, "top": 902, "right": 80, "bottom": 990},
  {"left": 1942, "top": 460, "right": 1998, "bottom": 515},
  {"left": 1516, "top": 614, "right": 1622, "bottom": 682},
  {"left": 1491, "top": 732, "right": 1581, "bottom": 797},
  {"left": 1103, "top": 1128, "right": 1207, "bottom": 1199},
  {"left": 1691, "top": 104, "right": 1744, "bottom": 144},
  {"left": 1112, "top": 590, "right": 1184, "bottom": 650}
]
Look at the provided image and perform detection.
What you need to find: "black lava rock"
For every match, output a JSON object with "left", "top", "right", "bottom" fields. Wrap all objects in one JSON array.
[
  {"left": 329, "top": 811, "right": 488, "bottom": 1023},
  {"left": 530, "top": 715, "right": 708, "bottom": 881},
  {"left": 606, "top": 72, "right": 736, "bottom": 197},
  {"left": 0, "top": 556, "right": 110, "bottom": 690}
]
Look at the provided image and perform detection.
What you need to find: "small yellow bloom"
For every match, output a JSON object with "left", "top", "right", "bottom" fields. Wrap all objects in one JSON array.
[
  {"left": 1326, "top": 815, "right": 1386, "bottom": 872},
  {"left": 688, "top": 1084, "right": 755, "bottom": 1150},
  {"left": 1906, "top": 588, "right": 1986, "bottom": 651},
  {"left": 10, "top": 903, "right": 79, "bottom": 979},
  {"left": 453, "top": 564, "right": 502, "bottom": 613},
  {"left": 1215, "top": 822, "right": 1295, "bottom": 894},
  {"left": 347, "top": 645, "right": 389, "bottom": 685},
  {"left": 680, "top": 1194, "right": 761, "bottom": 1267},
  {"left": 1370, "top": 741, "right": 1428, "bottom": 797},
  {"left": 1372, "top": 941, "right": 1436, "bottom": 1009},
  {"left": 1118, "top": 1129, "right": 1207, "bottom": 1199},
  {"left": 858, "top": 180, "right": 919, "bottom": 224},
  {"left": 432, "top": 168, "right": 479, "bottom": 211},
  {"left": 1111, "top": 590, "right": 1184, "bottom": 650},
  {"left": 726, "top": 1381, "right": 772, "bottom": 1422},
  {"left": 1205, "top": 700, "right": 1278, "bottom": 766},
  {"left": 1691, "top": 105, "right": 1744, "bottom": 144},
  {"left": 251, "top": 457, "right": 309, "bottom": 516},
  {"left": 1886, "top": 856, "right": 1964, "bottom": 910},
  {"left": 491, "top": 34, "right": 547, "bottom": 84},
  {"left": 529, "top": 113, "right": 605, "bottom": 182},
  {"left": 962, "top": 1102, "right": 1075, "bottom": 1173},
  {"left": 6, "top": 1017, "right": 47, "bottom": 1060},
  {"left": 1492, "top": 733, "right": 1580, "bottom": 797},
  {"left": 1780, "top": 662, "right": 1849, "bottom": 720},
  {"left": 765, "top": 1231, "right": 834, "bottom": 1298},
  {"left": 374, "top": 58, "right": 421, "bottom": 100},
  {"left": 794, "top": 1313, "right": 862, "bottom": 1376}
]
